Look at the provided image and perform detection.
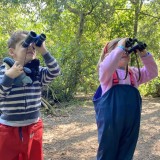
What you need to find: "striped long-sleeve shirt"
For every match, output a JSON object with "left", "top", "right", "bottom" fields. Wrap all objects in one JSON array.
[{"left": 0, "top": 52, "right": 60, "bottom": 126}]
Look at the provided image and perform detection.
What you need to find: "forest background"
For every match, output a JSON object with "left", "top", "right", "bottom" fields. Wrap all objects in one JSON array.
[{"left": 0, "top": 0, "right": 160, "bottom": 104}]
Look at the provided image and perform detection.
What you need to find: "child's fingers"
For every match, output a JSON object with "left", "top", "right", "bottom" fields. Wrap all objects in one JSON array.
[
  {"left": 14, "top": 61, "right": 23, "bottom": 71},
  {"left": 14, "top": 61, "right": 20, "bottom": 66}
]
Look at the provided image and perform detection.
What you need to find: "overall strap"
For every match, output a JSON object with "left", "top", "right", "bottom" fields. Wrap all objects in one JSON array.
[
  {"left": 128, "top": 70, "right": 134, "bottom": 86},
  {"left": 112, "top": 71, "right": 119, "bottom": 85},
  {"left": 112, "top": 70, "right": 134, "bottom": 86}
]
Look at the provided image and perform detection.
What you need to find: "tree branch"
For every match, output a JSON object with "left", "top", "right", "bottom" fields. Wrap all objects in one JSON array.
[
  {"left": 115, "top": 8, "right": 160, "bottom": 19},
  {"left": 85, "top": 0, "right": 99, "bottom": 16},
  {"left": 65, "top": 4, "right": 80, "bottom": 15},
  {"left": 140, "top": 12, "right": 160, "bottom": 19}
]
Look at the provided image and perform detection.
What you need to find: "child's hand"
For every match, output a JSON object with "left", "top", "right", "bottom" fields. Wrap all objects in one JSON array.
[
  {"left": 136, "top": 49, "right": 148, "bottom": 57},
  {"left": 5, "top": 61, "right": 24, "bottom": 79},
  {"left": 118, "top": 38, "right": 128, "bottom": 49},
  {"left": 33, "top": 42, "right": 48, "bottom": 55}
]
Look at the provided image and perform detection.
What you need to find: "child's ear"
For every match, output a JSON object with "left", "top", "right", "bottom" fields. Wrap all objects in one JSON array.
[{"left": 8, "top": 48, "right": 15, "bottom": 57}]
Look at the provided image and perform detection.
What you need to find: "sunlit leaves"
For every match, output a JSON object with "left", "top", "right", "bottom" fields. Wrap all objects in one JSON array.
[{"left": 0, "top": 0, "right": 159, "bottom": 100}]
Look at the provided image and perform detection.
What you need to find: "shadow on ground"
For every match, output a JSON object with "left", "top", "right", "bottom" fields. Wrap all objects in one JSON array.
[{"left": 42, "top": 97, "right": 160, "bottom": 160}]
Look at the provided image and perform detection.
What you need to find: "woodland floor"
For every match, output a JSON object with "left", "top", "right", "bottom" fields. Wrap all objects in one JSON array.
[{"left": 42, "top": 96, "right": 160, "bottom": 160}]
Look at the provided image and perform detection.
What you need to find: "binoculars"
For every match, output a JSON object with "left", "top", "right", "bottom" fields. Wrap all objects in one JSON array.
[
  {"left": 3, "top": 57, "right": 31, "bottom": 74},
  {"left": 125, "top": 38, "right": 147, "bottom": 54},
  {"left": 22, "top": 31, "right": 46, "bottom": 48}
]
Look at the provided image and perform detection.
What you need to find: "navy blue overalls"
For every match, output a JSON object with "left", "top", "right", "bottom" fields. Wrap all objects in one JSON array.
[{"left": 93, "top": 71, "right": 142, "bottom": 160}]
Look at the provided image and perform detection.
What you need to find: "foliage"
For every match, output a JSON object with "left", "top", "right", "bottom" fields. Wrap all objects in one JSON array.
[
  {"left": 139, "top": 60, "right": 160, "bottom": 97},
  {"left": 139, "top": 76, "right": 160, "bottom": 97},
  {"left": 0, "top": 0, "right": 159, "bottom": 102}
]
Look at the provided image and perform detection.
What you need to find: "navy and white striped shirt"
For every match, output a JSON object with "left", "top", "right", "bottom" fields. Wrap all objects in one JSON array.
[{"left": 0, "top": 52, "right": 60, "bottom": 126}]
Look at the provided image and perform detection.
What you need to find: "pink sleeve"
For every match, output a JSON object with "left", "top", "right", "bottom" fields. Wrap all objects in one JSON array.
[
  {"left": 132, "top": 53, "right": 158, "bottom": 85},
  {"left": 99, "top": 47, "right": 125, "bottom": 85}
]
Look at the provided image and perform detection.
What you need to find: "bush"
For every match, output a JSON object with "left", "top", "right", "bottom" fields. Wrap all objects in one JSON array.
[{"left": 139, "top": 76, "right": 160, "bottom": 97}]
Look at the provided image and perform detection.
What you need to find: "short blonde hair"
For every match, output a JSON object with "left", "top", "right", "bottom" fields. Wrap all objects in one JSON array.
[{"left": 7, "top": 30, "right": 29, "bottom": 48}]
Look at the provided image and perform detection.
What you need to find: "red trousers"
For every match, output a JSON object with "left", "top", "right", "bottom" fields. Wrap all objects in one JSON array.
[{"left": 0, "top": 119, "right": 43, "bottom": 160}]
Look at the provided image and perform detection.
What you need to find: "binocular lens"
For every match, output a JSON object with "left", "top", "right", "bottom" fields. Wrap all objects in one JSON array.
[
  {"left": 30, "top": 31, "right": 37, "bottom": 38},
  {"left": 125, "top": 38, "right": 138, "bottom": 48},
  {"left": 22, "top": 31, "right": 37, "bottom": 48},
  {"left": 35, "top": 33, "right": 46, "bottom": 47},
  {"left": 126, "top": 38, "right": 133, "bottom": 48},
  {"left": 40, "top": 34, "right": 46, "bottom": 40},
  {"left": 22, "top": 31, "right": 46, "bottom": 48}
]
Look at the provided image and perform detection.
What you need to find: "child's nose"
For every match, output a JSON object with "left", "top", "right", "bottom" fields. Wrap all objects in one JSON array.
[{"left": 28, "top": 43, "right": 35, "bottom": 50}]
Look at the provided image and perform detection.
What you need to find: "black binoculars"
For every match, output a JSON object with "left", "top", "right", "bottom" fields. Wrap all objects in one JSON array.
[
  {"left": 22, "top": 31, "right": 46, "bottom": 48},
  {"left": 125, "top": 38, "right": 147, "bottom": 54}
]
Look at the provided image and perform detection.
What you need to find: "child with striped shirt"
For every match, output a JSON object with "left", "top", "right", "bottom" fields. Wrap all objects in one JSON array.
[{"left": 0, "top": 30, "right": 60, "bottom": 160}]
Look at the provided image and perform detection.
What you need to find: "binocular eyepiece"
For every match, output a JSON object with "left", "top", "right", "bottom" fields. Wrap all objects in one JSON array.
[
  {"left": 22, "top": 31, "right": 46, "bottom": 48},
  {"left": 125, "top": 38, "right": 147, "bottom": 54},
  {"left": 125, "top": 38, "right": 138, "bottom": 48}
]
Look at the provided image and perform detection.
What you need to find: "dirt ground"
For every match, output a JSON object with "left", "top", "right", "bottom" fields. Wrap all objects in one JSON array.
[{"left": 42, "top": 97, "right": 160, "bottom": 160}]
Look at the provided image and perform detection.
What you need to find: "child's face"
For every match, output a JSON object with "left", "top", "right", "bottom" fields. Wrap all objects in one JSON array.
[
  {"left": 9, "top": 34, "right": 36, "bottom": 65},
  {"left": 118, "top": 52, "right": 130, "bottom": 68}
]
